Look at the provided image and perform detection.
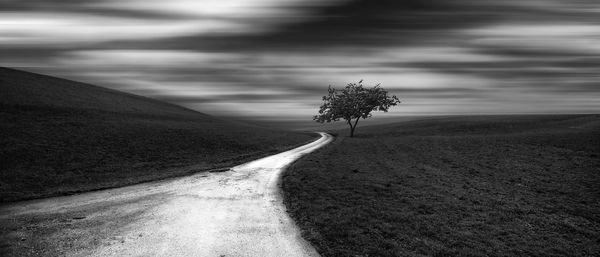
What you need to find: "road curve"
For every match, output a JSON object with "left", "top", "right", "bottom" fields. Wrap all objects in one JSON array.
[{"left": 0, "top": 132, "right": 333, "bottom": 257}]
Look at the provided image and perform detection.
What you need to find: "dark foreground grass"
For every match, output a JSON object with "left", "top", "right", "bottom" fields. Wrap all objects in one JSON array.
[
  {"left": 282, "top": 115, "right": 600, "bottom": 257},
  {"left": 0, "top": 67, "right": 313, "bottom": 202}
]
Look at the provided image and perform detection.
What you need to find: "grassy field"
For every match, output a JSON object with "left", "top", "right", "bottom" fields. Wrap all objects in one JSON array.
[
  {"left": 0, "top": 67, "right": 313, "bottom": 202},
  {"left": 282, "top": 115, "right": 600, "bottom": 257}
]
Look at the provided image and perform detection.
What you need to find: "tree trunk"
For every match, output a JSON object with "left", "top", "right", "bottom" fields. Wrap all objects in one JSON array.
[{"left": 348, "top": 118, "right": 360, "bottom": 137}]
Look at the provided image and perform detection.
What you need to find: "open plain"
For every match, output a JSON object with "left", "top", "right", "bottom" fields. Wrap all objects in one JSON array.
[{"left": 283, "top": 115, "right": 600, "bottom": 256}]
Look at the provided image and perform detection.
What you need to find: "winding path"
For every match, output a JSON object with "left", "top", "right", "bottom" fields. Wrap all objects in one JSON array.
[{"left": 0, "top": 132, "right": 333, "bottom": 257}]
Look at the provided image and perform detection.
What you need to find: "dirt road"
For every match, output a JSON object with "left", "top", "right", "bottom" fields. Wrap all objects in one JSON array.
[{"left": 0, "top": 132, "right": 333, "bottom": 257}]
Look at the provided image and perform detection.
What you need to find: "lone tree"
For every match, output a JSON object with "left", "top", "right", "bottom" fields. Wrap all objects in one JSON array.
[{"left": 314, "top": 80, "right": 400, "bottom": 137}]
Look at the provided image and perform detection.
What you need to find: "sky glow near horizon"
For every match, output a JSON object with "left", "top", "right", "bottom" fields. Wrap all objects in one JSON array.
[{"left": 1, "top": 0, "right": 599, "bottom": 119}]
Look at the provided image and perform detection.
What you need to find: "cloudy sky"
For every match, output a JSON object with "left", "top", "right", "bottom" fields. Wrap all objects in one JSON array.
[{"left": 1, "top": 0, "right": 599, "bottom": 119}]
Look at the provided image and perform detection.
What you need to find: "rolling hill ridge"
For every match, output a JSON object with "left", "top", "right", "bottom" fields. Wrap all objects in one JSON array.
[{"left": 0, "top": 67, "right": 313, "bottom": 202}]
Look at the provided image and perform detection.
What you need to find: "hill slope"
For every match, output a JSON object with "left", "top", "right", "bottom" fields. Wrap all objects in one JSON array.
[{"left": 0, "top": 67, "right": 313, "bottom": 202}]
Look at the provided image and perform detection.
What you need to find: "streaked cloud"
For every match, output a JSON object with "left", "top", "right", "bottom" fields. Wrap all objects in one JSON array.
[
  {"left": 0, "top": 11, "right": 255, "bottom": 46},
  {"left": 1, "top": 0, "right": 599, "bottom": 119},
  {"left": 467, "top": 23, "right": 600, "bottom": 54}
]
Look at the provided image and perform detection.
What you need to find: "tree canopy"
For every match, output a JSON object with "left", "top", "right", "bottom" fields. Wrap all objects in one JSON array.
[{"left": 314, "top": 80, "right": 400, "bottom": 137}]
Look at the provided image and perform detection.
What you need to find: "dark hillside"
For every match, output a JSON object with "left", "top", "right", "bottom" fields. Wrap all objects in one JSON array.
[
  {"left": 0, "top": 67, "right": 313, "bottom": 202},
  {"left": 0, "top": 67, "right": 207, "bottom": 119}
]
